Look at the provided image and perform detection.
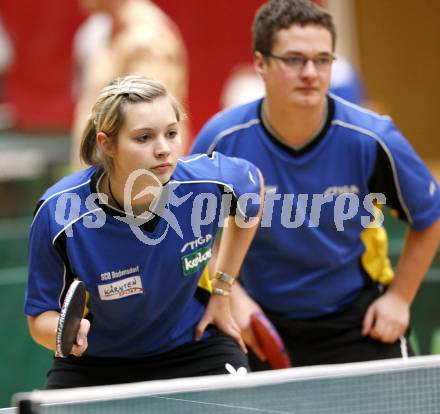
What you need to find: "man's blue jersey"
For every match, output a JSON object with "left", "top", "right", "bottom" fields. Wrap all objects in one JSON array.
[
  {"left": 192, "top": 95, "right": 440, "bottom": 319},
  {"left": 25, "top": 153, "right": 261, "bottom": 357}
]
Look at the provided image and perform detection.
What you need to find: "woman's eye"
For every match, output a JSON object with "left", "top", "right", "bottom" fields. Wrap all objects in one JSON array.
[
  {"left": 136, "top": 134, "right": 151, "bottom": 142},
  {"left": 167, "top": 130, "right": 178, "bottom": 139}
]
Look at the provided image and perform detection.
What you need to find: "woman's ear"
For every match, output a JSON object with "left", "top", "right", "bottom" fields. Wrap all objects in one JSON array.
[{"left": 96, "top": 132, "right": 114, "bottom": 156}]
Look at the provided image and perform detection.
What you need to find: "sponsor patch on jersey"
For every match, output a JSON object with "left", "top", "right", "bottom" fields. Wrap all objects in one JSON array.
[
  {"left": 98, "top": 275, "right": 144, "bottom": 301},
  {"left": 180, "top": 234, "right": 213, "bottom": 253},
  {"left": 181, "top": 245, "right": 212, "bottom": 276}
]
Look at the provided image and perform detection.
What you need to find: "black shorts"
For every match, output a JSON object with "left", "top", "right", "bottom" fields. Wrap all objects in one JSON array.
[
  {"left": 45, "top": 328, "right": 248, "bottom": 389},
  {"left": 249, "top": 283, "right": 413, "bottom": 370}
]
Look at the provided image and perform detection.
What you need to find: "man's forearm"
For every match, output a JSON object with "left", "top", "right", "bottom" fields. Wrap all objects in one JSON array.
[{"left": 389, "top": 217, "right": 440, "bottom": 304}]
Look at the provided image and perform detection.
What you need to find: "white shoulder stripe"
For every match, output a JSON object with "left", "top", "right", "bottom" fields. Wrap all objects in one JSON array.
[
  {"left": 170, "top": 179, "right": 233, "bottom": 189},
  {"left": 207, "top": 118, "right": 260, "bottom": 154},
  {"left": 52, "top": 208, "right": 102, "bottom": 245},
  {"left": 31, "top": 179, "right": 92, "bottom": 226},
  {"left": 330, "top": 93, "right": 391, "bottom": 120},
  {"left": 179, "top": 152, "right": 218, "bottom": 163},
  {"left": 179, "top": 153, "right": 208, "bottom": 163},
  {"left": 332, "top": 119, "right": 413, "bottom": 225}
]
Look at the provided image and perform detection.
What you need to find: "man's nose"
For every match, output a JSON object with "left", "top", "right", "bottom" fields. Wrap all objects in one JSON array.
[{"left": 300, "top": 59, "right": 319, "bottom": 78}]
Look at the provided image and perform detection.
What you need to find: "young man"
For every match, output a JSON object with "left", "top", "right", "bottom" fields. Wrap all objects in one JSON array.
[{"left": 191, "top": 0, "right": 440, "bottom": 368}]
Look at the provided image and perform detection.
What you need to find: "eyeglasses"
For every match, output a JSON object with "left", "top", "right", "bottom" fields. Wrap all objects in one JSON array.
[{"left": 264, "top": 53, "right": 336, "bottom": 71}]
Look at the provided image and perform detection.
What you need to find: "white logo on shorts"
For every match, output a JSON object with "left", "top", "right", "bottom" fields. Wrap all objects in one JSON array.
[{"left": 225, "top": 363, "right": 247, "bottom": 376}]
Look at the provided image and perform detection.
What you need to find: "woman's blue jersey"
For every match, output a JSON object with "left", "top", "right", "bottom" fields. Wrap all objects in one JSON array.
[{"left": 25, "top": 152, "right": 261, "bottom": 357}]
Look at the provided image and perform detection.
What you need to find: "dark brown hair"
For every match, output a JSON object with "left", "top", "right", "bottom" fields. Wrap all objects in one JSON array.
[{"left": 253, "top": 0, "right": 336, "bottom": 54}]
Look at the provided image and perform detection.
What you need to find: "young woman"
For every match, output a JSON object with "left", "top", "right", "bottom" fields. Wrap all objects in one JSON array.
[{"left": 25, "top": 75, "right": 263, "bottom": 389}]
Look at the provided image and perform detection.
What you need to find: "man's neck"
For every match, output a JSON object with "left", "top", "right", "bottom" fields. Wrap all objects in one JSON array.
[{"left": 263, "top": 97, "right": 328, "bottom": 148}]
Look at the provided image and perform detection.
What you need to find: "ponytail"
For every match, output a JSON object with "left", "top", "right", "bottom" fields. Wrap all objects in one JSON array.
[{"left": 80, "top": 117, "right": 98, "bottom": 166}]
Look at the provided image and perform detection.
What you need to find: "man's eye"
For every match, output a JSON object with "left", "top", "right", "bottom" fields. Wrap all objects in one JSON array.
[
  {"left": 316, "top": 57, "right": 332, "bottom": 66},
  {"left": 286, "top": 57, "right": 304, "bottom": 66}
]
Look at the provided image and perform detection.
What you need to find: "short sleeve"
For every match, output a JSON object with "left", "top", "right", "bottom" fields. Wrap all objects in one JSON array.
[
  {"left": 369, "top": 122, "right": 440, "bottom": 230},
  {"left": 215, "top": 153, "right": 262, "bottom": 220},
  {"left": 25, "top": 202, "right": 66, "bottom": 316}
]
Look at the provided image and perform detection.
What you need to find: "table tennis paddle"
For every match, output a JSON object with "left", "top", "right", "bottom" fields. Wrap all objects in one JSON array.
[
  {"left": 250, "top": 311, "right": 292, "bottom": 369},
  {"left": 55, "top": 280, "right": 86, "bottom": 358}
]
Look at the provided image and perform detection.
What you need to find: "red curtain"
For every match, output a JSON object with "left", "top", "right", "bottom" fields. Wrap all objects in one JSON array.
[
  {"left": 0, "top": 0, "right": 85, "bottom": 131},
  {"left": 155, "top": 0, "right": 266, "bottom": 137},
  {"left": 0, "top": 1, "right": 265, "bottom": 134}
]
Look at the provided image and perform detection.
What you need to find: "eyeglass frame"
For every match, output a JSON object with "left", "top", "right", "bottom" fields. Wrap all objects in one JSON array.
[{"left": 263, "top": 52, "right": 336, "bottom": 71}]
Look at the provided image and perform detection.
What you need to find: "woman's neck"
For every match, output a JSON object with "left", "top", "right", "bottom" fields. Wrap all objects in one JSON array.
[{"left": 103, "top": 174, "right": 159, "bottom": 216}]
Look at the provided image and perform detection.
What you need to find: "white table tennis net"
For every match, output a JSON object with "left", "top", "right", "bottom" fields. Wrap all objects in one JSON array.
[{"left": 13, "top": 355, "right": 440, "bottom": 413}]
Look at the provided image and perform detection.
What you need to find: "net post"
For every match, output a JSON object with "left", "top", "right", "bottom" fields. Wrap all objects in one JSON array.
[
  {"left": 18, "top": 400, "right": 34, "bottom": 414},
  {"left": 11, "top": 393, "right": 40, "bottom": 414}
]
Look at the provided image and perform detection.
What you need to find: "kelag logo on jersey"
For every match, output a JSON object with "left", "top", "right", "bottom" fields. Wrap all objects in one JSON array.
[{"left": 181, "top": 245, "right": 212, "bottom": 276}]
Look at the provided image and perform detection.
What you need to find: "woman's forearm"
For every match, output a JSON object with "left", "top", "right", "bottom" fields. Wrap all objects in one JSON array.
[
  {"left": 27, "top": 311, "right": 60, "bottom": 352},
  {"left": 214, "top": 172, "right": 264, "bottom": 279}
]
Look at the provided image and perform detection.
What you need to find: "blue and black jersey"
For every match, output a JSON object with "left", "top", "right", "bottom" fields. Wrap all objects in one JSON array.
[
  {"left": 192, "top": 95, "right": 440, "bottom": 319},
  {"left": 25, "top": 152, "right": 261, "bottom": 358}
]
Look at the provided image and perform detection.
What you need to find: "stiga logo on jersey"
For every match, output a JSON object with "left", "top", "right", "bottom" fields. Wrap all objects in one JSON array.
[
  {"left": 323, "top": 185, "right": 360, "bottom": 197},
  {"left": 181, "top": 245, "right": 212, "bottom": 276},
  {"left": 180, "top": 234, "right": 213, "bottom": 253},
  {"left": 98, "top": 276, "right": 143, "bottom": 300}
]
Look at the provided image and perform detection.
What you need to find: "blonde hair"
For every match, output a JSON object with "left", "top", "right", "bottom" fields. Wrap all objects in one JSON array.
[{"left": 80, "top": 75, "right": 183, "bottom": 171}]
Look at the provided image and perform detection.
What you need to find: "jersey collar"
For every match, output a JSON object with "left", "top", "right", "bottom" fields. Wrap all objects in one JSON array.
[
  {"left": 89, "top": 168, "right": 161, "bottom": 233},
  {"left": 259, "top": 95, "right": 335, "bottom": 157}
]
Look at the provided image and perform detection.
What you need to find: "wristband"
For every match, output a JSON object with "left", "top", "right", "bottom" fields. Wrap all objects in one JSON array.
[
  {"left": 214, "top": 271, "right": 236, "bottom": 286},
  {"left": 212, "top": 287, "right": 230, "bottom": 297}
]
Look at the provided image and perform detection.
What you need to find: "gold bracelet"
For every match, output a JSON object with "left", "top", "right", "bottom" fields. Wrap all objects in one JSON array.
[
  {"left": 212, "top": 287, "right": 230, "bottom": 297},
  {"left": 214, "top": 271, "right": 236, "bottom": 286}
]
